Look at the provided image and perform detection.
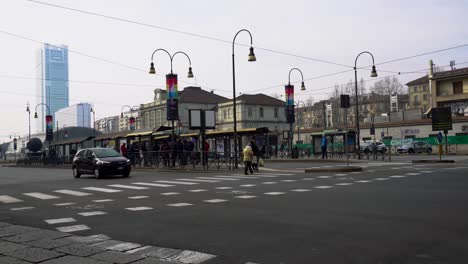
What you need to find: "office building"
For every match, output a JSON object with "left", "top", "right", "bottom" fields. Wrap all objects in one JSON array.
[{"left": 55, "top": 103, "right": 92, "bottom": 128}]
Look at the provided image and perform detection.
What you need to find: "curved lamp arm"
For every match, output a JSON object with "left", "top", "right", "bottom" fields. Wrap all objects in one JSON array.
[
  {"left": 355, "top": 51, "right": 377, "bottom": 77},
  {"left": 34, "top": 103, "right": 50, "bottom": 117},
  {"left": 172, "top": 51, "right": 194, "bottom": 78},
  {"left": 149, "top": 48, "right": 172, "bottom": 74},
  {"left": 233, "top": 29, "right": 256, "bottom": 61},
  {"left": 288, "top": 68, "right": 306, "bottom": 91}
]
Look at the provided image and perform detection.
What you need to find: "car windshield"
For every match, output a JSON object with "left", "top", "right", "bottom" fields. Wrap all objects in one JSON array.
[{"left": 92, "top": 149, "right": 121, "bottom": 158}]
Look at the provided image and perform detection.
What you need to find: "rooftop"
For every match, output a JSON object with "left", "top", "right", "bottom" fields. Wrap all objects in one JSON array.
[{"left": 222, "top": 93, "right": 285, "bottom": 106}]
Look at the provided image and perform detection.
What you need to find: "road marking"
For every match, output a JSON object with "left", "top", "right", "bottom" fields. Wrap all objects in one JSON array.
[
  {"left": 23, "top": 192, "right": 59, "bottom": 200},
  {"left": 406, "top": 173, "right": 421, "bottom": 176},
  {"left": 317, "top": 176, "right": 331, "bottom": 179},
  {"left": 239, "top": 184, "right": 256, "bottom": 187},
  {"left": 335, "top": 174, "right": 348, "bottom": 176},
  {"left": 350, "top": 171, "right": 361, "bottom": 174},
  {"left": 335, "top": 183, "right": 353, "bottom": 186},
  {"left": 303, "top": 178, "right": 315, "bottom": 180},
  {"left": 92, "top": 199, "right": 114, "bottom": 203},
  {"left": 314, "top": 186, "right": 333, "bottom": 189},
  {"left": 108, "top": 184, "right": 149, "bottom": 190},
  {"left": 160, "top": 192, "right": 180, "bottom": 196},
  {"left": 355, "top": 180, "right": 372, "bottom": 183},
  {"left": 167, "top": 203, "right": 193, "bottom": 207},
  {"left": 133, "top": 182, "right": 174, "bottom": 187},
  {"left": 281, "top": 180, "right": 297, "bottom": 182},
  {"left": 215, "top": 187, "right": 232, "bottom": 190},
  {"left": 374, "top": 178, "right": 390, "bottom": 181},
  {"left": 82, "top": 187, "right": 122, "bottom": 193},
  {"left": 54, "top": 190, "right": 92, "bottom": 196},
  {"left": 10, "top": 207, "right": 34, "bottom": 211},
  {"left": 156, "top": 180, "right": 199, "bottom": 185},
  {"left": 188, "top": 189, "right": 207, "bottom": 192},
  {"left": 196, "top": 177, "right": 239, "bottom": 181},
  {"left": 126, "top": 207, "right": 153, "bottom": 211},
  {"left": 176, "top": 178, "right": 219, "bottom": 183},
  {"left": 106, "top": 242, "right": 141, "bottom": 252},
  {"left": 217, "top": 175, "right": 260, "bottom": 179},
  {"left": 367, "top": 170, "right": 376, "bottom": 173},
  {"left": 421, "top": 171, "right": 433, "bottom": 173},
  {"left": 78, "top": 211, "right": 107, "bottom": 216},
  {"left": 291, "top": 189, "right": 311, "bottom": 192},
  {"left": 264, "top": 192, "right": 286, "bottom": 195},
  {"left": 261, "top": 182, "right": 277, "bottom": 184},
  {"left": 235, "top": 195, "right": 257, "bottom": 199},
  {"left": 204, "top": 199, "right": 228, "bottom": 203},
  {"left": 56, "top": 224, "right": 90, "bottom": 233},
  {"left": 128, "top": 196, "right": 149, "bottom": 199},
  {"left": 54, "top": 202, "right": 76, "bottom": 206},
  {"left": 0, "top": 195, "right": 23, "bottom": 204},
  {"left": 389, "top": 175, "right": 406, "bottom": 178},
  {"left": 256, "top": 173, "right": 292, "bottom": 176},
  {"left": 45, "top": 218, "right": 76, "bottom": 225}
]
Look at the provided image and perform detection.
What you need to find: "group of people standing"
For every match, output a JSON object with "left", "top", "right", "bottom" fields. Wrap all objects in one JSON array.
[{"left": 243, "top": 138, "right": 262, "bottom": 175}]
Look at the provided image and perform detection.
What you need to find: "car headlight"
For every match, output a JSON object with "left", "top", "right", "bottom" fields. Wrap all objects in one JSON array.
[
  {"left": 97, "top": 160, "right": 110, "bottom": 165},
  {"left": 126, "top": 159, "right": 131, "bottom": 164}
]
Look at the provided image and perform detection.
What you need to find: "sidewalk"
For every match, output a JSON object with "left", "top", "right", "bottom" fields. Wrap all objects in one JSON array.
[{"left": 0, "top": 222, "right": 216, "bottom": 264}]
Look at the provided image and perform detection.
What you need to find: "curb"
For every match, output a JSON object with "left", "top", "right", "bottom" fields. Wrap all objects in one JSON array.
[
  {"left": 412, "top": 160, "right": 456, "bottom": 163},
  {"left": 304, "top": 166, "right": 363, "bottom": 173},
  {"left": 267, "top": 159, "right": 363, "bottom": 163}
]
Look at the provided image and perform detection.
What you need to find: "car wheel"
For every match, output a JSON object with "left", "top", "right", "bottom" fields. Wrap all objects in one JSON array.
[
  {"left": 72, "top": 166, "right": 81, "bottom": 178},
  {"left": 408, "top": 148, "right": 414, "bottom": 154},
  {"left": 427, "top": 148, "right": 432, "bottom": 154},
  {"left": 94, "top": 167, "right": 102, "bottom": 179}
]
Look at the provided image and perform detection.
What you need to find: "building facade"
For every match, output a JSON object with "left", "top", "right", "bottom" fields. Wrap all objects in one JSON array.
[
  {"left": 406, "top": 75, "right": 430, "bottom": 112},
  {"left": 36, "top": 43, "right": 69, "bottom": 132},
  {"left": 95, "top": 116, "right": 120, "bottom": 134},
  {"left": 430, "top": 64, "right": 468, "bottom": 116},
  {"left": 55, "top": 103, "right": 92, "bottom": 128}
]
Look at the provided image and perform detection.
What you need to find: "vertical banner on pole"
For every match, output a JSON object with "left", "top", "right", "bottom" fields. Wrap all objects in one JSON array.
[
  {"left": 129, "top": 117, "right": 136, "bottom": 131},
  {"left": 285, "top": 85, "right": 295, "bottom": 123},
  {"left": 166, "top": 74, "right": 179, "bottom": 120},
  {"left": 45, "top": 115, "right": 54, "bottom": 141}
]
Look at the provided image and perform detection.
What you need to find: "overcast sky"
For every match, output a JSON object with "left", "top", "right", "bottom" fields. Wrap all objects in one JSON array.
[{"left": 1, "top": 0, "right": 468, "bottom": 141}]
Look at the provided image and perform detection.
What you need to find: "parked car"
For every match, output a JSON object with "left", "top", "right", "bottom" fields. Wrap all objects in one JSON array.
[
  {"left": 360, "top": 142, "right": 387, "bottom": 154},
  {"left": 397, "top": 141, "right": 432, "bottom": 154},
  {"left": 72, "top": 148, "right": 131, "bottom": 178}
]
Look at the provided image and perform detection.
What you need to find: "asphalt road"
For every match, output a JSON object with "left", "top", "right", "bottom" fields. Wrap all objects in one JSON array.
[{"left": 1, "top": 159, "right": 468, "bottom": 264}]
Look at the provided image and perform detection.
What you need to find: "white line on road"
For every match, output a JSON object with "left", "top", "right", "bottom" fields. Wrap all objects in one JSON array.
[
  {"left": 204, "top": 199, "right": 228, "bottom": 203},
  {"left": 355, "top": 180, "right": 372, "bottom": 183},
  {"left": 128, "top": 196, "right": 149, "bottom": 199},
  {"left": 160, "top": 192, "right": 180, "bottom": 196},
  {"left": 108, "top": 184, "right": 149, "bottom": 190},
  {"left": 335, "top": 174, "right": 348, "bottom": 176},
  {"left": 406, "top": 173, "right": 421, "bottom": 176},
  {"left": 262, "top": 182, "right": 277, "bottom": 185},
  {"left": 196, "top": 177, "right": 239, "bottom": 181},
  {"left": 56, "top": 224, "right": 90, "bottom": 232},
  {"left": 10, "top": 207, "right": 34, "bottom": 211},
  {"left": 281, "top": 180, "right": 297, "bottom": 182},
  {"left": 239, "top": 184, "right": 256, "bottom": 187},
  {"left": 106, "top": 242, "right": 141, "bottom": 252},
  {"left": 167, "top": 203, "right": 193, "bottom": 207},
  {"left": 0, "top": 195, "right": 23, "bottom": 204},
  {"left": 216, "top": 175, "right": 259, "bottom": 179},
  {"left": 314, "top": 186, "right": 333, "bottom": 189},
  {"left": 188, "top": 189, "right": 208, "bottom": 192},
  {"left": 126, "top": 207, "right": 153, "bottom": 211},
  {"left": 215, "top": 187, "right": 232, "bottom": 190},
  {"left": 54, "top": 190, "right": 92, "bottom": 196},
  {"left": 303, "top": 178, "right": 315, "bottom": 181},
  {"left": 82, "top": 187, "right": 122, "bottom": 193},
  {"left": 156, "top": 180, "right": 199, "bottom": 185},
  {"left": 176, "top": 178, "right": 219, "bottom": 183},
  {"left": 335, "top": 183, "right": 353, "bottom": 186},
  {"left": 45, "top": 218, "right": 76, "bottom": 225},
  {"left": 235, "top": 195, "right": 257, "bottom": 199},
  {"left": 317, "top": 176, "right": 331, "bottom": 179},
  {"left": 291, "top": 189, "right": 311, "bottom": 192},
  {"left": 389, "top": 175, "right": 406, "bottom": 178},
  {"left": 78, "top": 211, "right": 107, "bottom": 217},
  {"left": 264, "top": 192, "right": 286, "bottom": 195},
  {"left": 374, "top": 178, "right": 390, "bottom": 181},
  {"left": 92, "top": 199, "right": 114, "bottom": 203},
  {"left": 23, "top": 192, "right": 59, "bottom": 200},
  {"left": 54, "top": 202, "right": 76, "bottom": 206},
  {"left": 133, "top": 182, "right": 174, "bottom": 187}
]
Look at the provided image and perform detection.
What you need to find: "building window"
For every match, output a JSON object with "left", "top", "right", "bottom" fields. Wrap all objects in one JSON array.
[
  {"left": 414, "top": 95, "right": 419, "bottom": 103},
  {"left": 453, "top": 81, "right": 463, "bottom": 94},
  {"left": 413, "top": 86, "right": 418, "bottom": 92},
  {"left": 423, "top": 94, "right": 428, "bottom": 101},
  {"left": 227, "top": 108, "right": 231, "bottom": 119},
  {"left": 259, "top": 107, "right": 264, "bottom": 118},
  {"left": 422, "top": 85, "right": 427, "bottom": 91},
  {"left": 248, "top": 107, "right": 252, "bottom": 117},
  {"left": 274, "top": 108, "right": 278, "bottom": 118},
  {"left": 223, "top": 110, "right": 227, "bottom": 119}
]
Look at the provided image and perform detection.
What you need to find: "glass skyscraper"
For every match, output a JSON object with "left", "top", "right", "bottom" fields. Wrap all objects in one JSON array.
[{"left": 36, "top": 43, "right": 69, "bottom": 132}]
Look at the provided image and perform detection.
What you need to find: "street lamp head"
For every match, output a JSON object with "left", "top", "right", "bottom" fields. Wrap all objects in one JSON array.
[
  {"left": 300, "top": 81, "right": 306, "bottom": 91},
  {"left": 370, "top": 65, "right": 378, "bottom": 77},
  {"left": 187, "top": 67, "right": 194, "bottom": 78},
  {"left": 248, "top": 47, "right": 256, "bottom": 62},
  {"left": 120, "top": 112, "right": 124, "bottom": 118},
  {"left": 26, "top": 106, "right": 30, "bottom": 112},
  {"left": 33, "top": 112, "right": 38, "bottom": 118},
  {"left": 149, "top": 62, "right": 156, "bottom": 74},
  {"left": 90, "top": 107, "right": 94, "bottom": 113}
]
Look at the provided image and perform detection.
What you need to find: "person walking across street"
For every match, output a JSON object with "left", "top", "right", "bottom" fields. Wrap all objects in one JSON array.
[
  {"left": 120, "top": 143, "right": 128, "bottom": 158},
  {"left": 321, "top": 134, "right": 328, "bottom": 159},
  {"left": 250, "top": 139, "right": 260, "bottom": 171},
  {"left": 243, "top": 143, "right": 254, "bottom": 175}
]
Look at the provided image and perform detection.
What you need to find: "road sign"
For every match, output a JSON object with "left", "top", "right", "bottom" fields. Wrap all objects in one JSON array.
[
  {"left": 431, "top": 107, "right": 452, "bottom": 131},
  {"left": 340, "top": 94, "right": 350, "bottom": 108}
]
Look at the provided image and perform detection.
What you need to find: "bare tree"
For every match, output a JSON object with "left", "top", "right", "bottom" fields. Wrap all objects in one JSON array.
[
  {"left": 370, "top": 76, "right": 404, "bottom": 95},
  {"left": 359, "top": 77, "right": 366, "bottom": 95}
]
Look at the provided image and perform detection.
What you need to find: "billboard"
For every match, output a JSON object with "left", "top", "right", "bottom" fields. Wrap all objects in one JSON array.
[
  {"left": 129, "top": 117, "right": 136, "bottom": 131},
  {"left": 166, "top": 74, "right": 179, "bottom": 120},
  {"left": 285, "top": 85, "right": 295, "bottom": 123},
  {"left": 45, "top": 115, "right": 54, "bottom": 141}
]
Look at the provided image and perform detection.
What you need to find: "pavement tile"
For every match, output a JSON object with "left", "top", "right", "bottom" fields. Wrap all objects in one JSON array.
[
  {"left": 90, "top": 250, "right": 144, "bottom": 264},
  {"left": 40, "top": 255, "right": 112, "bottom": 264},
  {"left": 3, "top": 229, "right": 71, "bottom": 243},
  {"left": 105, "top": 242, "right": 141, "bottom": 252},
  {"left": 0, "top": 256, "right": 33, "bottom": 264},
  {"left": 148, "top": 247, "right": 183, "bottom": 259},
  {"left": 55, "top": 243, "right": 106, "bottom": 257},
  {"left": 130, "top": 258, "right": 183, "bottom": 264},
  {"left": 90, "top": 240, "right": 126, "bottom": 250},
  {"left": 0, "top": 225, "right": 40, "bottom": 238},
  {"left": 2, "top": 247, "right": 64, "bottom": 262},
  {"left": 165, "top": 250, "right": 216, "bottom": 264},
  {"left": 57, "top": 234, "right": 110, "bottom": 245},
  {"left": 25, "top": 238, "right": 74, "bottom": 249},
  {"left": 125, "top": 246, "right": 161, "bottom": 257},
  {"left": 0, "top": 241, "right": 30, "bottom": 254}
]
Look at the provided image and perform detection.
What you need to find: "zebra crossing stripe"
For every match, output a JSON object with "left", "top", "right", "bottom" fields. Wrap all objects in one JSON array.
[
  {"left": 335, "top": 183, "right": 353, "bottom": 186},
  {"left": 281, "top": 180, "right": 297, "bottom": 182},
  {"left": 389, "top": 175, "right": 406, "bottom": 178},
  {"left": 235, "top": 195, "right": 257, "bottom": 199},
  {"left": 108, "top": 184, "right": 149, "bottom": 190},
  {"left": 45, "top": 218, "right": 76, "bottom": 225},
  {"left": 23, "top": 192, "right": 59, "bottom": 200},
  {"left": 291, "top": 189, "right": 311, "bottom": 192},
  {"left": 355, "top": 180, "right": 372, "bottom": 183},
  {"left": 167, "top": 203, "right": 193, "bottom": 207},
  {"left": 239, "top": 184, "right": 256, "bottom": 187},
  {"left": 234, "top": 174, "right": 277, "bottom": 178},
  {"left": 314, "top": 186, "right": 333, "bottom": 189},
  {"left": 215, "top": 187, "right": 232, "bottom": 190},
  {"left": 374, "top": 178, "right": 389, "bottom": 181},
  {"left": 56, "top": 224, "right": 90, "bottom": 233},
  {"left": 78, "top": 211, "right": 107, "bottom": 216},
  {"left": 54, "top": 202, "right": 76, "bottom": 206},
  {"left": 10, "top": 207, "right": 34, "bottom": 211},
  {"left": 132, "top": 182, "right": 174, "bottom": 187},
  {"left": 176, "top": 178, "right": 219, "bottom": 183},
  {"left": 126, "top": 207, "right": 153, "bottom": 211},
  {"left": 54, "top": 190, "right": 92, "bottom": 196},
  {"left": 0, "top": 195, "right": 23, "bottom": 204},
  {"left": 92, "top": 199, "right": 114, "bottom": 203},
  {"left": 216, "top": 175, "right": 260, "bottom": 179},
  {"left": 196, "top": 177, "right": 239, "bottom": 181},
  {"left": 261, "top": 182, "right": 277, "bottom": 185},
  {"left": 156, "top": 180, "right": 198, "bottom": 185},
  {"left": 82, "top": 187, "right": 122, "bottom": 193},
  {"left": 264, "top": 192, "right": 286, "bottom": 195},
  {"left": 160, "top": 192, "right": 180, "bottom": 196},
  {"left": 204, "top": 199, "right": 228, "bottom": 203},
  {"left": 128, "top": 196, "right": 149, "bottom": 199},
  {"left": 188, "top": 189, "right": 207, "bottom": 192}
]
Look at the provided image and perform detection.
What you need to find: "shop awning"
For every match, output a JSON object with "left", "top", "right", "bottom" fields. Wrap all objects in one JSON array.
[{"left": 126, "top": 130, "right": 153, "bottom": 137}]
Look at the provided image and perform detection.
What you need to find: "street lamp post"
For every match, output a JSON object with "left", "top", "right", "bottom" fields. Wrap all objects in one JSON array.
[
  {"left": 149, "top": 49, "right": 194, "bottom": 143},
  {"left": 286, "top": 68, "right": 306, "bottom": 156},
  {"left": 232, "top": 29, "right": 256, "bottom": 168},
  {"left": 26, "top": 103, "right": 31, "bottom": 142},
  {"left": 90, "top": 106, "right": 96, "bottom": 137},
  {"left": 354, "top": 51, "right": 378, "bottom": 159},
  {"left": 33, "top": 103, "right": 51, "bottom": 149}
]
